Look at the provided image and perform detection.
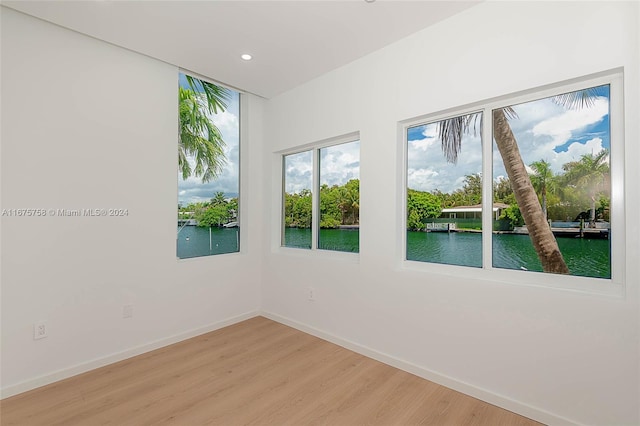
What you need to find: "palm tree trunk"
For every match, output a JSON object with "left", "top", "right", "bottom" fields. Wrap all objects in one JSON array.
[{"left": 493, "top": 110, "right": 569, "bottom": 274}]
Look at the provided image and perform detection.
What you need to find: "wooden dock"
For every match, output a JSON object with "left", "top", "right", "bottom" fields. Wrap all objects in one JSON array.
[
  {"left": 423, "top": 223, "right": 609, "bottom": 239},
  {"left": 512, "top": 226, "right": 609, "bottom": 239}
]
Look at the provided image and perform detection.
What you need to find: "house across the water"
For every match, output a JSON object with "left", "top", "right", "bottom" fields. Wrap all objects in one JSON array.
[{"left": 440, "top": 203, "right": 510, "bottom": 221}]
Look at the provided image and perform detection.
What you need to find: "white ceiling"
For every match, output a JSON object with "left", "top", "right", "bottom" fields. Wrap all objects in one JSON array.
[{"left": 2, "top": 0, "right": 480, "bottom": 98}]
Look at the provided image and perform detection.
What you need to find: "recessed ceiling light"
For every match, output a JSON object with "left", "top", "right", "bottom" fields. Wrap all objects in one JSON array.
[
  {"left": 364, "top": 0, "right": 376, "bottom": 3},
  {"left": 241, "top": 54, "right": 253, "bottom": 61}
]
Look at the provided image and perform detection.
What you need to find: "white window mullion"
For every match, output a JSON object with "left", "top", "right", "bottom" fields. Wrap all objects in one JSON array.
[
  {"left": 482, "top": 108, "right": 493, "bottom": 270},
  {"left": 312, "top": 148, "right": 320, "bottom": 250}
]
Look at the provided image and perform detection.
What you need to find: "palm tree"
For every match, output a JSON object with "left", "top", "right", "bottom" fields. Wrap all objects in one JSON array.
[
  {"left": 183, "top": 75, "right": 231, "bottom": 114},
  {"left": 562, "top": 149, "right": 609, "bottom": 224},
  {"left": 336, "top": 187, "right": 352, "bottom": 225},
  {"left": 491, "top": 109, "right": 569, "bottom": 274},
  {"left": 178, "top": 87, "right": 227, "bottom": 183},
  {"left": 211, "top": 191, "right": 227, "bottom": 206},
  {"left": 529, "top": 159, "right": 555, "bottom": 220},
  {"left": 344, "top": 179, "right": 360, "bottom": 224},
  {"left": 178, "top": 76, "right": 232, "bottom": 183},
  {"left": 437, "top": 87, "right": 605, "bottom": 274}
]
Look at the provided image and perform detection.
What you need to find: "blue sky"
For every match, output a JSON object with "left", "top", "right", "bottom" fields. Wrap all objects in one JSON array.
[
  {"left": 408, "top": 85, "right": 610, "bottom": 193},
  {"left": 178, "top": 74, "right": 240, "bottom": 206}
]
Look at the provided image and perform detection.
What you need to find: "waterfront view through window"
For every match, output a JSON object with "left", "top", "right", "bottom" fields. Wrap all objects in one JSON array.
[
  {"left": 177, "top": 73, "right": 240, "bottom": 259},
  {"left": 283, "top": 150, "right": 313, "bottom": 249},
  {"left": 407, "top": 112, "right": 483, "bottom": 267},
  {"left": 406, "top": 81, "right": 613, "bottom": 279},
  {"left": 319, "top": 141, "right": 360, "bottom": 252},
  {"left": 492, "top": 85, "right": 611, "bottom": 278},
  {"left": 283, "top": 138, "right": 360, "bottom": 253}
]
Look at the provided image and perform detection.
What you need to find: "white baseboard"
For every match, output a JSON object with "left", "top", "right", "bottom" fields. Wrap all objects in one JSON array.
[
  {"left": 2, "top": 309, "right": 580, "bottom": 425},
  {"left": 261, "top": 311, "right": 580, "bottom": 426},
  {"left": 1, "top": 310, "right": 260, "bottom": 399}
]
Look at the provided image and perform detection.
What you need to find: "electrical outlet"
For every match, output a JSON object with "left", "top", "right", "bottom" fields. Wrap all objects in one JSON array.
[
  {"left": 308, "top": 287, "right": 316, "bottom": 301},
  {"left": 33, "top": 321, "right": 48, "bottom": 340},
  {"left": 122, "top": 304, "right": 133, "bottom": 319}
]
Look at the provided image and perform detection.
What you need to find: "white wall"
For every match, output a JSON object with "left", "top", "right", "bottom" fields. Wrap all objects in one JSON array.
[
  {"left": 1, "top": 2, "right": 638, "bottom": 425},
  {"left": 0, "top": 8, "right": 264, "bottom": 396},
  {"left": 263, "top": 2, "right": 639, "bottom": 425}
]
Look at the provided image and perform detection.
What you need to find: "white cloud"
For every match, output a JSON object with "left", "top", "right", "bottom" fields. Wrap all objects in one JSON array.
[
  {"left": 178, "top": 92, "right": 240, "bottom": 205},
  {"left": 410, "top": 94, "right": 609, "bottom": 192},
  {"left": 210, "top": 110, "right": 239, "bottom": 157},
  {"left": 319, "top": 140, "right": 360, "bottom": 187},
  {"left": 552, "top": 136, "right": 607, "bottom": 168},
  {"left": 493, "top": 97, "right": 608, "bottom": 179},
  {"left": 408, "top": 122, "right": 482, "bottom": 193},
  {"left": 532, "top": 98, "right": 608, "bottom": 141},
  {"left": 280, "top": 140, "right": 361, "bottom": 195},
  {"left": 407, "top": 168, "right": 440, "bottom": 191},
  {"left": 284, "top": 151, "right": 313, "bottom": 194}
]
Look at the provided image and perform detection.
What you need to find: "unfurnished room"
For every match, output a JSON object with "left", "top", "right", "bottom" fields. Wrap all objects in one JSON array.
[{"left": 1, "top": 1, "right": 639, "bottom": 425}]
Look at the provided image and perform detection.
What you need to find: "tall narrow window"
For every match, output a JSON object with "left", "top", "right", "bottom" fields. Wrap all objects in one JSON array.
[
  {"left": 319, "top": 141, "right": 360, "bottom": 253},
  {"left": 177, "top": 73, "right": 240, "bottom": 259},
  {"left": 492, "top": 84, "right": 611, "bottom": 278},
  {"left": 283, "top": 150, "right": 313, "bottom": 249},
  {"left": 406, "top": 112, "right": 483, "bottom": 267}
]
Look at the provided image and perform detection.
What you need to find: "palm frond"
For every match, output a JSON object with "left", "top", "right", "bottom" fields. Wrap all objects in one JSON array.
[
  {"left": 184, "top": 75, "right": 232, "bottom": 114},
  {"left": 438, "top": 117, "right": 464, "bottom": 164},
  {"left": 552, "top": 86, "right": 607, "bottom": 110},
  {"left": 502, "top": 106, "right": 518, "bottom": 120},
  {"left": 437, "top": 112, "right": 482, "bottom": 164},
  {"left": 178, "top": 87, "right": 228, "bottom": 182}
]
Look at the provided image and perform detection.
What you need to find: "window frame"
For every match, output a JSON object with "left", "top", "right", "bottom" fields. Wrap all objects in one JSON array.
[
  {"left": 400, "top": 70, "right": 624, "bottom": 296},
  {"left": 176, "top": 70, "right": 244, "bottom": 261},
  {"left": 278, "top": 132, "right": 361, "bottom": 257}
]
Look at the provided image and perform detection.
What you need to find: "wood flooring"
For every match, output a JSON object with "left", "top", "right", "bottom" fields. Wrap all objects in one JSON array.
[{"left": 1, "top": 316, "right": 541, "bottom": 425}]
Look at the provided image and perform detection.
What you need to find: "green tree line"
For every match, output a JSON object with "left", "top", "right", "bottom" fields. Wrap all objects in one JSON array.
[
  {"left": 284, "top": 179, "right": 360, "bottom": 229},
  {"left": 179, "top": 191, "right": 238, "bottom": 228},
  {"left": 408, "top": 149, "right": 610, "bottom": 230}
]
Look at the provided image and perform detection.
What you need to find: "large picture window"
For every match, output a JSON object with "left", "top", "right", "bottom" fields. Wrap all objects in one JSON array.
[
  {"left": 405, "top": 72, "right": 621, "bottom": 286},
  {"left": 177, "top": 73, "right": 240, "bottom": 259},
  {"left": 282, "top": 137, "right": 360, "bottom": 253}
]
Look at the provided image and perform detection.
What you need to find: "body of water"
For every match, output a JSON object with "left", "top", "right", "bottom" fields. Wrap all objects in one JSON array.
[
  {"left": 284, "top": 228, "right": 359, "bottom": 252},
  {"left": 180, "top": 226, "right": 610, "bottom": 279},
  {"left": 177, "top": 226, "right": 239, "bottom": 259},
  {"left": 407, "top": 231, "right": 482, "bottom": 268},
  {"left": 407, "top": 231, "right": 610, "bottom": 279}
]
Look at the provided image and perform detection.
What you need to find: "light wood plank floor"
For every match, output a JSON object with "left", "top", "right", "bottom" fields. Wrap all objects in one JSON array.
[{"left": 1, "top": 316, "right": 542, "bottom": 425}]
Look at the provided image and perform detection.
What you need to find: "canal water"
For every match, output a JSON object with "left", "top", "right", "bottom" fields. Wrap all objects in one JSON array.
[
  {"left": 407, "top": 231, "right": 610, "bottom": 279},
  {"left": 177, "top": 226, "right": 239, "bottom": 259},
  {"left": 181, "top": 227, "right": 610, "bottom": 279},
  {"left": 284, "top": 228, "right": 360, "bottom": 252}
]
